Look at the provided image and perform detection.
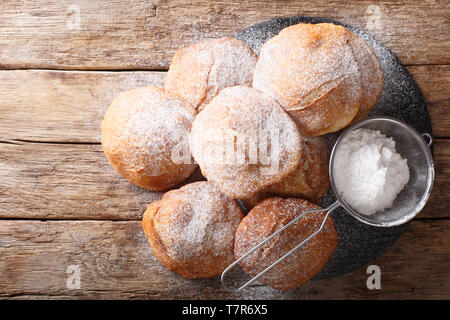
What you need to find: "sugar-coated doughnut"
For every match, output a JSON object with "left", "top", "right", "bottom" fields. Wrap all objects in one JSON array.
[
  {"left": 234, "top": 198, "right": 338, "bottom": 290},
  {"left": 101, "top": 86, "right": 197, "bottom": 191},
  {"left": 190, "top": 86, "right": 302, "bottom": 199},
  {"left": 165, "top": 37, "right": 258, "bottom": 112},
  {"left": 242, "top": 136, "right": 330, "bottom": 209},
  {"left": 253, "top": 23, "right": 382, "bottom": 136},
  {"left": 142, "top": 182, "right": 244, "bottom": 279},
  {"left": 347, "top": 31, "right": 384, "bottom": 123}
]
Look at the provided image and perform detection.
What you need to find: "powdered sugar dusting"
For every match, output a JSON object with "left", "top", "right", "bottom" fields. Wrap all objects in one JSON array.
[
  {"left": 165, "top": 38, "right": 257, "bottom": 111},
  {"left": 333, "top": 128, "right": 410, "bottom": 215},
  {"left": 190, "top": 86, "right": 302, "bottom": 198},
  {"left": 119, "top": 97, "right": 194, "bottom": 176},
  {"left": 253, "top": 23, "right": 363, "bottom": 117},
  {"left": 259, "top": 135, "right": 330, "bottom": 204},
  {"left": 102, "top": 86, "right": 197, "bottom": 188},
  {"left": 234, "top": 198, "right": 338, "bottom": 290},
  {"left": 151, "top": 182, "right": 244, "bottom": 276}
]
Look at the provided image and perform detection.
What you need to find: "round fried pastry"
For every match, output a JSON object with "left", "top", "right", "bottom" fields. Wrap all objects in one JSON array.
[
  {"left": 101, "top": 86, "right": 197, "bottom": 191},
  {"left": 253, "top": 23, "right": 383, "bottom": 136},
  {"left": 190, "top": 86, "right": 302, "bottom": 198},
  {"left": 241, "top": 136, "right": 330, "bottom": 209},
  {"left": 165, "top": 37, "right": 257, "bottom": 112},
  {"left": 234, "top": 197, "right": 338, "bottom": 290},
  {"left": 142, "top": 181, "right": 244, "bottom": 279}
]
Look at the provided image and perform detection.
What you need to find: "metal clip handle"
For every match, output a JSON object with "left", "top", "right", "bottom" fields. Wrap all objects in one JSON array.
[
  {"left": 221, "top": 201, "right": 340, "bottom": 293},
  {"left": 422, "top": 133, "right": 433, "bottom": 148}
]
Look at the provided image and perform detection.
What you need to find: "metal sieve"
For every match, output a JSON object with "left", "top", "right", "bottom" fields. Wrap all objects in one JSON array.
[{"left": 221, "top": 116, "right": 434, "bottom": 292}]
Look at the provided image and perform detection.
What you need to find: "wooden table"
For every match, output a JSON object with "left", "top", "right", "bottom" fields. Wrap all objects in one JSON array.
[{"left": 0, "top": 1, "right": 449, "bottom": 299}]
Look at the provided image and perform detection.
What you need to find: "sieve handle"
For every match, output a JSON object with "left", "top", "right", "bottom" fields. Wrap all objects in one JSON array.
[
  {"left": 422, "top": 133, "right": 433, "bottom": 147},
  {"left": 221, "top": 201, "right": 340, "bottom": 293}
]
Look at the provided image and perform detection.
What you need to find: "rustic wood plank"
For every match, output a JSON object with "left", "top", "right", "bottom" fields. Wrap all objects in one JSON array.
[
  {"left": 408, "top": 65, "right": 450, "bottom": 137},
  {"left": 0, "top": 70, "right": 165, "bottom": 143},
  {"left": 0, "top": 141, "right": 205, "bottom": 220},
  {"left": 0, "top": 1, "right": 448, "bottom": 69},
  {"left": 0, "top": 140, "right": 447, "bottom": 220},
  {"left": 0, "top": 219, "right": 448, "bottom": 299},
  {"left": 420, "top": 137, "right": 450, "bottom": 219},
  {"left": 0, "top": 142, "right": 158, "bottom": 220},
  {"left": 0, "top": 67, "right": 448, "bottom": 144}
]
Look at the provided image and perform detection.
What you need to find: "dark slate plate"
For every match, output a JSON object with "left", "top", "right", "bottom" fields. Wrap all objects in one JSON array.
[{"left": 236, "top": 17, "right": 433, "bottom": 278}]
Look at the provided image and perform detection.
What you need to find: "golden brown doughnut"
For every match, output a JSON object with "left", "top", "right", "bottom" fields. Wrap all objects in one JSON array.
[
  {"left": 101, "top": 86, "right": 197, "bottom": 191},
  {"left": 253, "top": 23, "right": 382, "bottom": 136},
  {"left": 142, "top": 181, "right": 244, "bottom": 279},
  {"left": 165, "top": 37, "right": 258, "bottom": 112},
  {"left": 190, "top": 86, "right": 303, "bottom": 199},
  {"left": 348, "top": 32, "right": 384, "bottom": 123},
  {"left": 269, "top": 136, "right": 330, "bottom": 200},
  {"left": 241, "top": 136, "right": 330, "bottom": 209},
  {"left": 234, "top": 198, "right": 338, "bottom": 290}
]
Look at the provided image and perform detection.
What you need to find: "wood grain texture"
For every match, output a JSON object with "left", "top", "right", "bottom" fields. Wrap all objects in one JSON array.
[
  {"left": 408, "top": 65, "right": 450, "bottom": 137},
  {"left": 0, "top": 139, "right": 447, "bottom": 220},
  {"left": 0, "top": 141, "right": 204, "bottom": 220},
  {"left": 0, "top": 142, "right": 159, "bottom": 220},
  {"left": 0, "top": 66, "right": 448, "bottom": 144},
  {"left": 0, "top": 0, "right": 449, "bottom": 70},
  {"left": 0, "top": 70, "right": 165, "bottom": 143},
  {"left": 0, "top": 219, "right": 448, "bottom": 299}
]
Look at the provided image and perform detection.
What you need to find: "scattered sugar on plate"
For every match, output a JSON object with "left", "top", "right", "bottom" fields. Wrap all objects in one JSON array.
[{"left": 333, "top": 128, "right": 410, "bottom": 216}]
